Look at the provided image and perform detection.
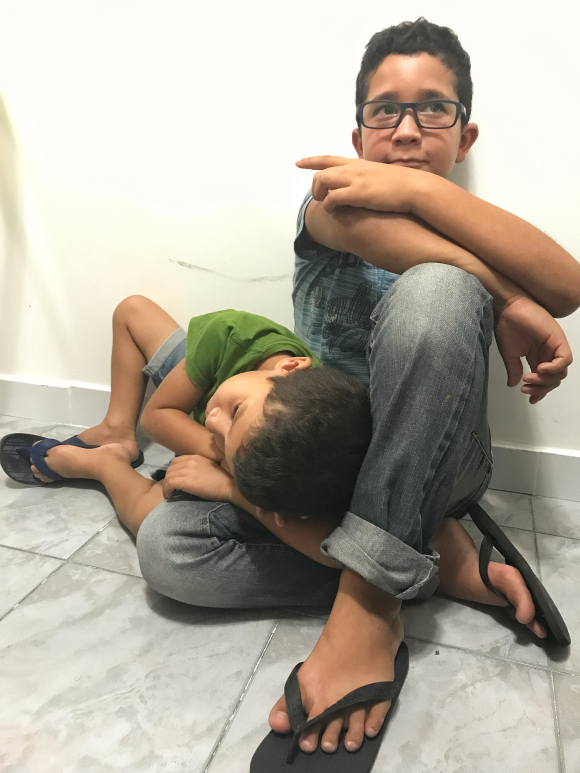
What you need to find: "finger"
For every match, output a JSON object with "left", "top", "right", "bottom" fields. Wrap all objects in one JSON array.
[
  {"left": 365, "top": 700, "right": 390, "bottom": 738},
  {"left": 162, "top": 478, "right": 176, "bottom": 499},
  {"left": 536, "top": 357, "right": 571, "bottom": 374},
  {"left": 269, "top": 695, "right": 291, "bottom": 734},
  {"left": 502, "top": 355, "right": 524, "bottom": 387},
  {"left": 321, "top": 714, "right": 345, "bottom": 753},
  {"left": 296, "top": 155, "right": 352, "bottom": 170},
  {"left": 522, "top": 371, "right": 565, "bottom": 386},
  {"left": 343, "top": 706, "right": 367, "bottom": 752},
  {"left": 323, "top": 189, "right": 355, "bottom": 213}
]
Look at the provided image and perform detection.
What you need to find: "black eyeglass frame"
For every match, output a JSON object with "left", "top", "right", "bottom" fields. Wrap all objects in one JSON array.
[{"left": 356, "top": 99, "right": 467, "bottom": 130}]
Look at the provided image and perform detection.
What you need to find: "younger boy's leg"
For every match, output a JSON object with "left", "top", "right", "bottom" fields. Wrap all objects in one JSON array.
[
  {"left": 77, "top": 295, "right": 181, "bottom": 460},
  {"left": 32, "top": 443, "right": 164, "bottom": 535}
]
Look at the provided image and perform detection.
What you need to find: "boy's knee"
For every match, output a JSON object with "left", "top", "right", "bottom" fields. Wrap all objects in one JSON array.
[
  {"left": 113, "top": 294, "right": 152, "bottom": 325},
  {"left": 374, "top": 263, "right": 492, "bottom": 349},
  {"left": 136, "top": 502, "right": 227, "bottom": 607}
]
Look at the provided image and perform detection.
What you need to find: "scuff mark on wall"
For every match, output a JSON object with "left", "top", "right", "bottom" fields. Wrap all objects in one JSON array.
[{"left": 169, "top": 258, "right": 292, "bottom": 283}]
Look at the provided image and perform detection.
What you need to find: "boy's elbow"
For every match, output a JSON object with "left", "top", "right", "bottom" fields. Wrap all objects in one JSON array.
[{"left": 549, "top": 290, "right": 580, "bottom": 318}]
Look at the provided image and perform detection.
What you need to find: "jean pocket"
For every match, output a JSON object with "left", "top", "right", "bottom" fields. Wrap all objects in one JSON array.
[{"left": 446, "top": 431, "right": 493, "bottom": 518}]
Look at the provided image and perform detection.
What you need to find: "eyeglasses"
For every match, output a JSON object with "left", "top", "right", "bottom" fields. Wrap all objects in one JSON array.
[{"left": 356, "top": 100, "right": 466, "bottom": 130}]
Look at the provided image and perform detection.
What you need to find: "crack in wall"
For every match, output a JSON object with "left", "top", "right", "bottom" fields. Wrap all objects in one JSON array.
[{"left": 169, "top": 258, "right": 292, "bottom": 283}]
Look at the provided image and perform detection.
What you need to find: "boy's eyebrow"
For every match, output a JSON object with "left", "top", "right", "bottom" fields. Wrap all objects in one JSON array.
[{"left": 370, "top": 88, "right": 453, "bottom": 102}]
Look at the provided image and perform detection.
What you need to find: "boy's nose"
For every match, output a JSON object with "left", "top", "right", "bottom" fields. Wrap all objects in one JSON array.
[
  {"left": 205, "top": 406, "right": 219, "bottom": 431},
  {"left": 392, "top": 110, "right": 422, "bottom": 141}
]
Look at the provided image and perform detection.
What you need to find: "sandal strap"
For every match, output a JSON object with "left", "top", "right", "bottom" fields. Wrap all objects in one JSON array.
[{"left": 25, "top": 439, "right": 65, "bottom": 481}]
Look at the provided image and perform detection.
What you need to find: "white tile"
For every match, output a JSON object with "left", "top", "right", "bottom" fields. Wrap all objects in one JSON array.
[
  {"left": 209, "top": 615, "right": 326, "bottom": 773},
  {"left": 536, "top": 533, "right": 580, "bottom": 673},
  {"left": 536, "top": 452, "right": 580, "bottom": 502},
  {"left": 490, "top": 445, "right": 539, "bottom": 495},
  {"left": 553, "top": 672, "right": 580, "bottom": 773},
  {"left": 478, "top": 489, "right": 534, "bottom": 530},
  {"left": 72, "top": 518, "right": 142, "bottom": 578},
  {"left": 533, "top": 496, "right": 580, "bottom": 540},
  {"left": 372, "top": 639, "right": 558, "bottom": 773},
  {"left": 0, "top": 415, "right": 59, "bottom": 439},
  {"left": 0, "top": 478, "right": 117, "bottom": 559},
  {"left": 0, "top": 545, "right": 62, "bottom": 617},
  {"left": 0, "top": 562, "right": 278, "bottom": 773}
]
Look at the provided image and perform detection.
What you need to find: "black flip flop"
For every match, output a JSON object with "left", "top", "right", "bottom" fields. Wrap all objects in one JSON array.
[
  {"left": 0, "top": 433, "right": 145, "bottom": 486},
  {"left": 468, "top": 502, "right": 570, "bottom": 646},
  {"left": 250, "top": 641, "right": 409, "bottom": 772}
]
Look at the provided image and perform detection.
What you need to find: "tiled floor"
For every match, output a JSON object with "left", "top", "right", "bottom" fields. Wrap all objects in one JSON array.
[{"left": 1, "top": 414, "right": 579, "bottom": 772}]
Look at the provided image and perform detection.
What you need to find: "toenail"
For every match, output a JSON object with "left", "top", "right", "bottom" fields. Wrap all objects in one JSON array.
[
  {"left": 346, "top": 740, "right": 358, "bottom": 752},
  {"left": 322, "top": 741, "right": 334, "bottom": 753},
  {"left": 301, "top": 740, "right": 313, "bottom": 751},
  {"left": 367, "top": 727, "right": 377, "bottom": 737}
]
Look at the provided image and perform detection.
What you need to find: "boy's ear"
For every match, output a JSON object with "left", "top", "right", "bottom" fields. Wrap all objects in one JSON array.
[
  {"left": 256, "top": 506, "right": 283, "bottom": 525},
  {"left": 276, "top": 356, "right": 312, "bottom": 374},
  {"left": 456, "top": 122, "right": 479, "bottom": 163},
  {"left": 352, "top": 128, "right": 364, "bottom": 158}
]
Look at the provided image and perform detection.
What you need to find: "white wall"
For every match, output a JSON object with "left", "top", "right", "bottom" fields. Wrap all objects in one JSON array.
[{"left": 1, "top": 0, "right": 579, "bottom": 457}]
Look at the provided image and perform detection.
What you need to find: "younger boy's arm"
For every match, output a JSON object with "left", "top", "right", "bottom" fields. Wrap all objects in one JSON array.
[
  {"left": 161, "top": 454, "right": 341, "bottom": 568},
  {"left": 140, "top": 360, "right": 223, "bottom": 461},
  {"left": 299, "top": 156, "right": 580, "bottom": 318}
]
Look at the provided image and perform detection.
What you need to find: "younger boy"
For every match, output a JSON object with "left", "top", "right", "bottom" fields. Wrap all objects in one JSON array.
[{"left": 5, "top": 295, "right": 372, "bottom": 574}]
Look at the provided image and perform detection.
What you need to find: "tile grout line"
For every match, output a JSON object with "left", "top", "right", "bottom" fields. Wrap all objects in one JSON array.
[
  {"left": 548, "top": 669, "right": 566, "bottom": 773},
  {"left": 202, "top": 618, "right": 282, "bottom": 773},
  {"left": 0, "top": 561, "right": 65, "bottom": 624},
  {"left": 403, "top": 633, "right": 571, "bottom": 675}
]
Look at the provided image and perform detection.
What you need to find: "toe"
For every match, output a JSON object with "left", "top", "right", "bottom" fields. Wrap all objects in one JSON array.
[
  {"left": 365, "top": 700, "right": 390, "bottom": 737},
  {"left": 269, "top": 696, "right": 291, "bottom": 734},
  {"left": 321, "top": 714, "right": 345, "bottom": 753},
  {"left": 344, "top": 706, "right": 366, "bottom": 752},
  {"left": 300, "top": 721, "right": 323, "bottom": 753}
]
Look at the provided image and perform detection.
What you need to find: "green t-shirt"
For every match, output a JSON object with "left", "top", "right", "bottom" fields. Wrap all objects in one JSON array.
[{"left": 184, "top": 309, "right": 322, "bottom": 424}]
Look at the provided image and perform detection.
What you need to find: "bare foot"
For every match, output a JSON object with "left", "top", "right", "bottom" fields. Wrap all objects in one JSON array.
[
  {"left": 31, "top": 443, "right": 134, "bottom": 483},
  {"left": 431, "top": 517, "right": 547, "bottom": 638},
  {"left": 269, "top": 569, "right": 403, "bottom": 754},
  {"left": 76, "top": 421, "right": 140, "bottom": 463}
]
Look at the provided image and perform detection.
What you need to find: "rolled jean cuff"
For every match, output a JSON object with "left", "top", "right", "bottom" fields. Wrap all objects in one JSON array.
[{"left": 320, "top": 512, "right": 440, "bottom": 600}]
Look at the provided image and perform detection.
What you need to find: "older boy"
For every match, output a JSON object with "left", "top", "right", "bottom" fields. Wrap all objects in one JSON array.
[{"left": 266, "top": 17, "right": 580, "bottom": 758}]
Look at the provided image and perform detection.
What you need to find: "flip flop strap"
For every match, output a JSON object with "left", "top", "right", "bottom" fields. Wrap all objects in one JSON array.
[
  {"left": 26, "top": 439, "right": 65, "bottom": 481},
  {"left": 283, "top": 666, "right": 402, "bottom": 764}
]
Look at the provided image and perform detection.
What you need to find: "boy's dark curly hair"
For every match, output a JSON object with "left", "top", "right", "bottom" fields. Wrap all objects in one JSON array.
[
  {"left": 233, "top": 367, "right": 372, "bottom": 520},
  {"left": 356, "top": 17, "right": 473, "bottom": 123}
]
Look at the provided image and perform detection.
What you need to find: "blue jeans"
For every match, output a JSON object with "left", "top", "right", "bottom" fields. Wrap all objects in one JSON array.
[{"left": 137, "top": 264, "right": 494, "bottom": 607}]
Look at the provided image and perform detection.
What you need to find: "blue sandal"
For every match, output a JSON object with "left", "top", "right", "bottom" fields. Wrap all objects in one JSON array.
[{"left": 0, "top": 433, "right": 144, "bottom": 485}]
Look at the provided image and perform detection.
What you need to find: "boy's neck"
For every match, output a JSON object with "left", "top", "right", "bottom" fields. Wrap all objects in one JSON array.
[{"left": 254, "top": 352, "right": 293, "bottom": 371}]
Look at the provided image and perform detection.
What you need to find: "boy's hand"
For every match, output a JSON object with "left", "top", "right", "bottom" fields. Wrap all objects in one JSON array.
[
  {"left": 162, "top": 454, "right": 236, "bottom": 502},
  {"left": 297, "top": 156, "right": 421, "bottom": 214},
  {"left": 494, "top": 296, "right": 572, "bottom": 403}
]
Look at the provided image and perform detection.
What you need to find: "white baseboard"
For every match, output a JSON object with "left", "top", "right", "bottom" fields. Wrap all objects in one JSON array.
[
  {"left": 1, "top": 377, "right": 579, "bottom": 502},
  {"left": 0, "top": 376, "right": 111, "bottom": 429}
]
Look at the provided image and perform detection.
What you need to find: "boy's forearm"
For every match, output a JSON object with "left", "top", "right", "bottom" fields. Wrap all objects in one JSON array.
[
  {"left": 308, "top": 202, "right": 525, "bottom": 311},
  {"left": 141, "top": 407, "right": 221, "bottom": 461},
  {"left": 229, "top": 488, "right": 340, "bottom": 568},
  {"left": 411, "top": 174, "right": 580, "bottom": 317}
]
